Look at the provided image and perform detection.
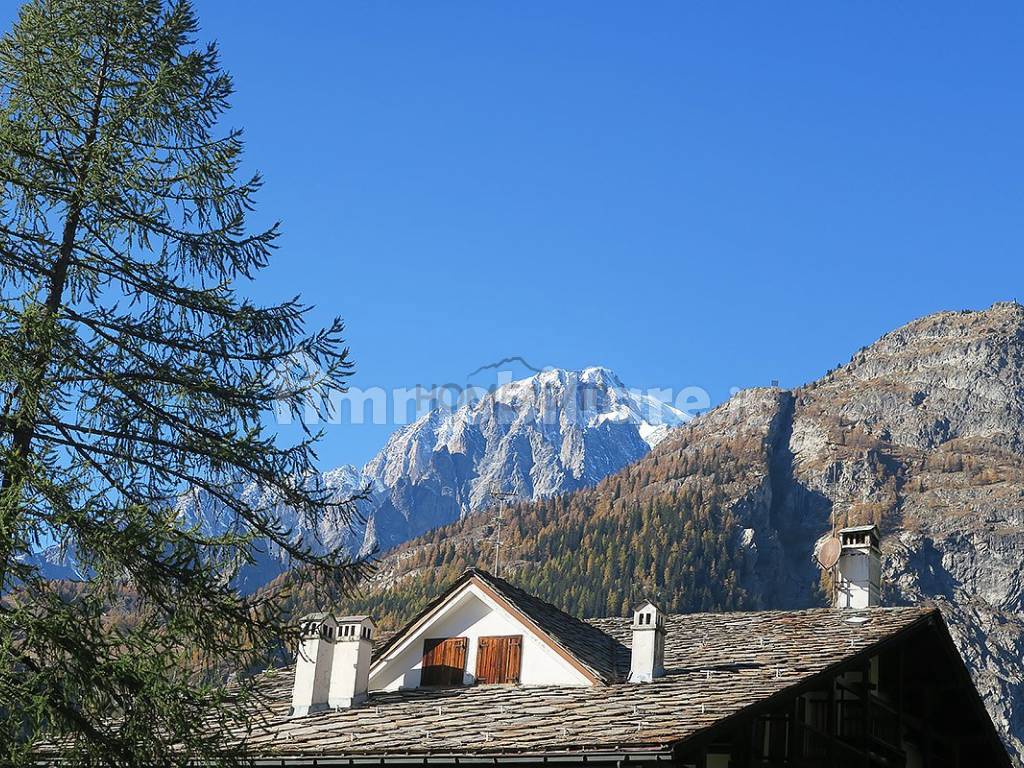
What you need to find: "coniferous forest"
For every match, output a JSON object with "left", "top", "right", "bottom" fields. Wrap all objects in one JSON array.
[{"left": 268, "top": 423, "right": 771, "bottom": 632}]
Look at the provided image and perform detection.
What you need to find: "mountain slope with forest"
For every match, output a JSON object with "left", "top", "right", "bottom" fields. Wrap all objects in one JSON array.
[{"left": 284, "top": 302, "right": 1024, "bottom": 762}]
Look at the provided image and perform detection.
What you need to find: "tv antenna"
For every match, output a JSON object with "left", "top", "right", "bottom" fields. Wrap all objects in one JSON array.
[{"left": 489, "top": 488, "right": 515, "bottom": 576}]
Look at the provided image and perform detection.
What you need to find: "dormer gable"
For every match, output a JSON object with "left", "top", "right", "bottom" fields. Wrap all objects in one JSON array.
[{"left": 368, "top": 569, "right": 620, "bottom": 691}]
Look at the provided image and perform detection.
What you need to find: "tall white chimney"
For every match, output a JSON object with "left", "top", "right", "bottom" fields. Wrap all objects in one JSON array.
[
  {"left": 290, "top": 613, "right": 337, "bottom": 717},
  {"left": 628, "top": 600, "right": 666, "bottom": 683},
  {"left": 835, "top": 524, "right": 881, "bottom": 609},
  {"left": 328, "top": 616, "right": 375, "bottom": 709},
  {"left": 290, "top": 613, "right": 376, "bottom": 717}
]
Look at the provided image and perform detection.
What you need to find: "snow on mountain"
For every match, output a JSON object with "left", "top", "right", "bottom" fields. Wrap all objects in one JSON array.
[
  {"left": 352, "top": 367, "right": 688, "bottom": 559},
  {"left": 34, "top": 367, "right": 688, "bottom": 591}
]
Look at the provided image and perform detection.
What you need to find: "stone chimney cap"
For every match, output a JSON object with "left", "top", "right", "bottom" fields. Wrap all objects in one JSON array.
[
  {"left": 299, "top": 612, "right": 375, "bottom": 626},
  {"left": 300, "top": 611, "right": 333, "bottom": 622},
  {"left": 631, "top": 600, "right": 666, "bottom": 632},
  {"left": 632, "top": 599, "right": 660, "bottom": 612},
  {"left": 840, "top": 524, "right": 879, "bottom": 534},
  {"left": 839, "top": 524, "right": 880, "bottom": 549}
]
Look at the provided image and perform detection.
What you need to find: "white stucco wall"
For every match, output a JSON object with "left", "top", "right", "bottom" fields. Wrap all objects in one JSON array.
[
  {"left": 368, "top": 582, "right": 592, "bottom": 691},
  {"left": 836, "top": 548, "right": 881, "bottom": 609}
]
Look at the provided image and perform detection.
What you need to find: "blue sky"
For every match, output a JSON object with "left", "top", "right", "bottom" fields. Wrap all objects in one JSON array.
[{"left": 5, "top": 2, "right": 1023, "bottom": 468}]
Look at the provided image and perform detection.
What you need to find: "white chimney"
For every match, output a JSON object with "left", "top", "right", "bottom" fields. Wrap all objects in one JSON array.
[
  {"left": 290, "top": 613, "right": 376, "bottom": 717},
  {"left": 628, "top": 600, "right": 666, "bottom": 683},
  {"left": 328, "top": 616, "right": 375, "bottom": 709},
  {"left": 290, "top": 613, "right": 337, "bottom": 717},
  {"left": 835, "top": 524, "right": 881, "bottom": 609}
]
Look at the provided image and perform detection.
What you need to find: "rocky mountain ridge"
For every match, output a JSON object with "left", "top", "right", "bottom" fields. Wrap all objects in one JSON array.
[
  {"left": 33, "top": 367, "right": 689, "bottom": 591},
  {"left": 358, "top": 366, "right": 687, "bottom": 556}
]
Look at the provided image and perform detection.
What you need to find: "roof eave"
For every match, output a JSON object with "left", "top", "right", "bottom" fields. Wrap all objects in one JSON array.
[
  {"left": 668, "top": 608, "right": 1013, "bottom": 768},
  {"left": 247, "top": 747, "right": 676, "bottom": 767}
]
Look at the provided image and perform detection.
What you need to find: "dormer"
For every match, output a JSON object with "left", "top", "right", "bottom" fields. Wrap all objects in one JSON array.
[{"left": 368, "top": 569, "right": 617, "bottom": 691}]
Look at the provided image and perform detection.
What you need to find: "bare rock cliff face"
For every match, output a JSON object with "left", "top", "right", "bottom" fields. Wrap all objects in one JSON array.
[{"left": 726, "top": 303, "right": 1024, "bottom": 762}]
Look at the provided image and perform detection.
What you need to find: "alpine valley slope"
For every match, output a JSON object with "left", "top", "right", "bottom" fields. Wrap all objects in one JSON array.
[
  {"left": 324, "top": 302, "right": 1024, "bottom": 762},
  {"left": 167, "top": 366, "right": 686, "bottom": 591}
]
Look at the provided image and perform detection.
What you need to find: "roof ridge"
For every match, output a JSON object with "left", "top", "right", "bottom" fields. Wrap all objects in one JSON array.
[
  {"left": 586, "top": 603, "right": 937, "bottom": 623},
  {"left": 470, "top": 568, "right": 599, "bottom": 625}
]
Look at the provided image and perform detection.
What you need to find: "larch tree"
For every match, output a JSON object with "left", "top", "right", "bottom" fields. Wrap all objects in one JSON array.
[{"left": 0, "top": 0, "right": 365, "bottom": 764}]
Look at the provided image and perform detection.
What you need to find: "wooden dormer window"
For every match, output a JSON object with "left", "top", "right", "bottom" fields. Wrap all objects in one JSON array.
[
  {"left": 476, "top": 635, "right": 522, "bottom": 685},
  {"left": 420, "top": 637, "right": 468, "bottom": 686}
]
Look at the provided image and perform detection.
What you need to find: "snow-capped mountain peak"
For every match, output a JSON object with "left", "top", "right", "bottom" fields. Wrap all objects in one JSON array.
[
  {"left": 471, "top": 365, "right": 687, "bottom": 446},
  {"left": 32, "top": 367, "right": 689, "bottom": 592},
  {"left": 361, "top": 367, "right": 689, "bottom": 545}
]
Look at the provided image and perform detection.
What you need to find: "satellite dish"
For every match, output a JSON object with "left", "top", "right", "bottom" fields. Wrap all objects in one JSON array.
[{"left": 815, "top": 537, "right": 842, "bottom": 570}]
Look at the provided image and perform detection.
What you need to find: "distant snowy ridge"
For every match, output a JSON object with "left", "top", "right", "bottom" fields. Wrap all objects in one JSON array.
[
  {"left": 36, "top": 367, "right": 688, "bottom": 592},
  {"left": 361, "top": 367, "right": 688, "bottom": 531}
]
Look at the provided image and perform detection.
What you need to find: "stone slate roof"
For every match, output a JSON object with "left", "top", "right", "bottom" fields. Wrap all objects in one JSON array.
[
  {"left": 239, "top": 603, "right": 938, "bottom": 757},
  {"left": 371, "top": 569, "right": 627, "bottom": 683}
]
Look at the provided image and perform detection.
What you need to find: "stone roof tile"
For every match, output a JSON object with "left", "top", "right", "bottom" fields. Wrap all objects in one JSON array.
[{"left": 243, "top": 604, "right": 935, "bottom": 757}]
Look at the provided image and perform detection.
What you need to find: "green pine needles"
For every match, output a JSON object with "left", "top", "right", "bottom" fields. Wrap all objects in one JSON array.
[{"left": 0, "top": 1, "right": 365, "bottom": 764}]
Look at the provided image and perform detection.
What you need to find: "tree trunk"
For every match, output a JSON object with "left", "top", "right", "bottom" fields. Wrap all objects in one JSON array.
[{"left": 0, "top": 45, "right": 109, "bottom": 584}]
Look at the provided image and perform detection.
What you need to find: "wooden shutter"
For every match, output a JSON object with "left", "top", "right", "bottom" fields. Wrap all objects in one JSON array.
[
  {"left": 476, "top": 635, "right": 522, "bottom": 685},
  {"left": 420, "top": 637, "right": 467, "bottom": 686}
]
